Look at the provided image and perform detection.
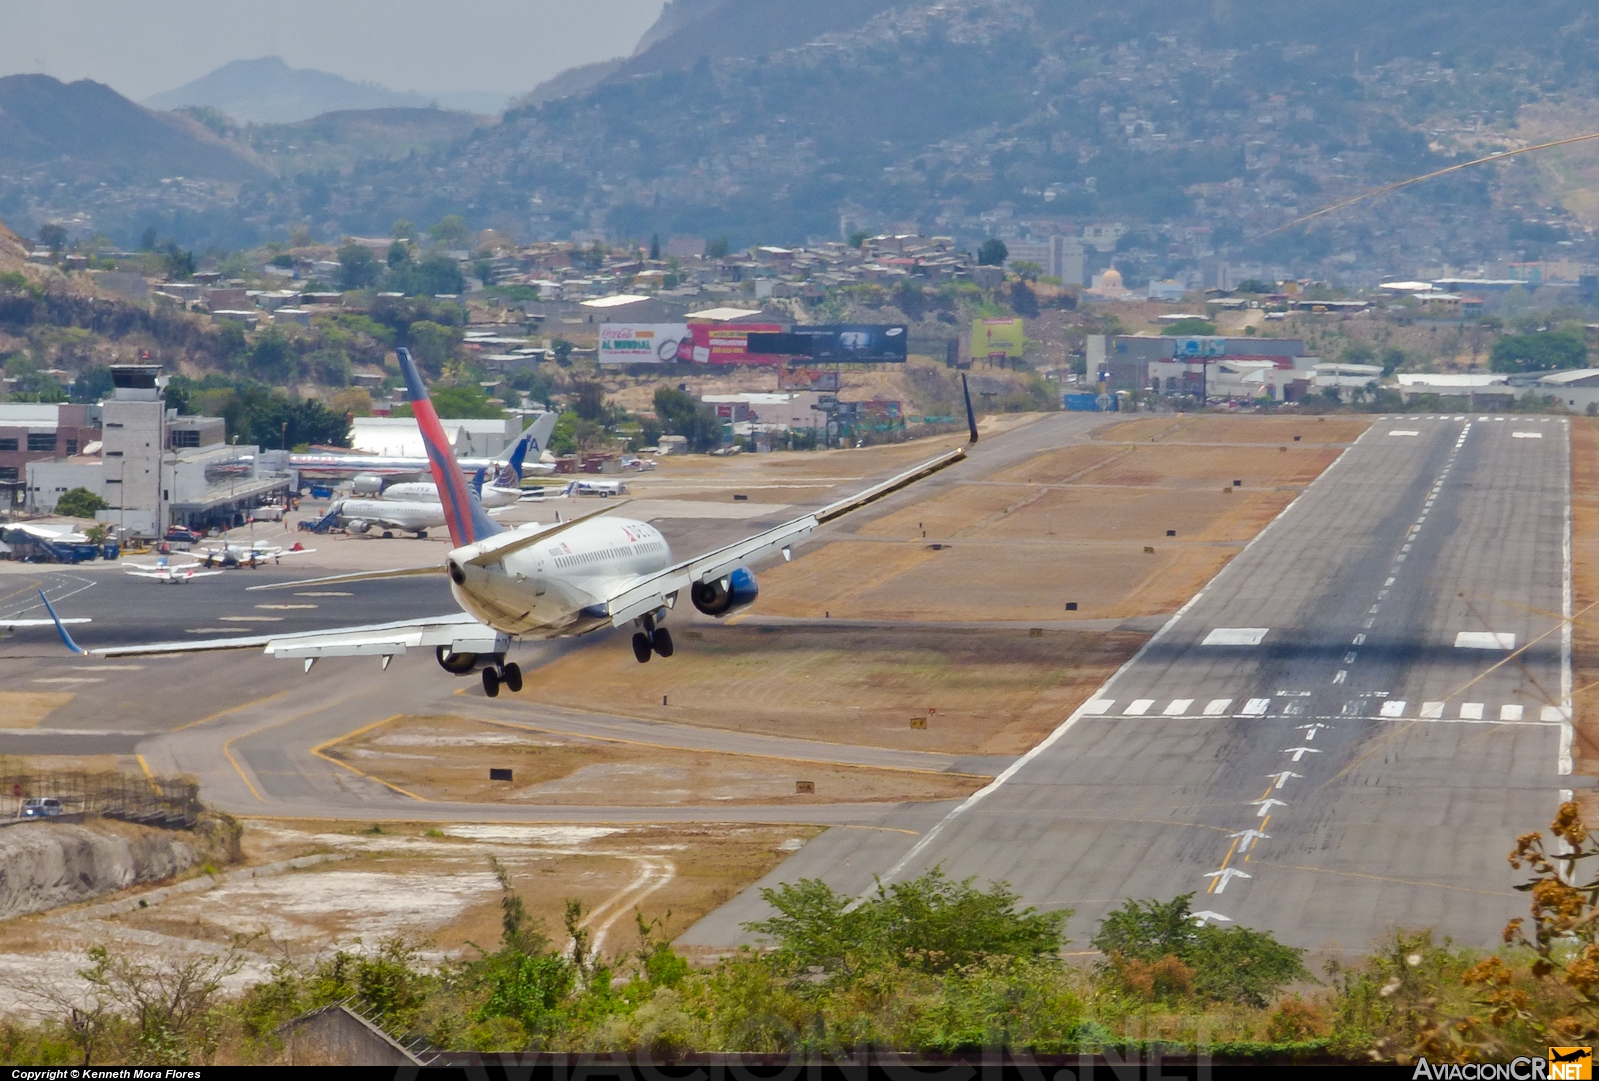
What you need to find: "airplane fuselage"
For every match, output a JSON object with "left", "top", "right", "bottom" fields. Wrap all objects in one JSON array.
[
  {"left": 382, "top": 481, "right": 522, "bottom": 508},
  {"left": 447, "top": 516, "right": 671, "bottom": 637}
]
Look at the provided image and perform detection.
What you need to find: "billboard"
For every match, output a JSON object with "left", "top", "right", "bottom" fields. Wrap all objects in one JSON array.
[
  {"left": 748, "top": 325, "right": 909, "bottom": 363},
  {"left": 598, "top": 323, "right": 691, "bottom": 365},
  {"left": 689, "top": 322, "right": 787, "bottom": 365},
  {"left": 1173, "top": 336, "right": 1227, "bottom": 358},
  {"left": 973, "top": 317, "right": 1026, "bottom": 359}
]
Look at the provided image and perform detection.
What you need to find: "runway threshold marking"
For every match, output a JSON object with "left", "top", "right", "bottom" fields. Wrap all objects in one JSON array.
[{"left": 309, "top": 715, "right": 431, "bottom": 802}]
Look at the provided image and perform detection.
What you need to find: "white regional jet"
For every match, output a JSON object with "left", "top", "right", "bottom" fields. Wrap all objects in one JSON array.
[
  {"left": 124, "top": 554, "right": 223, "bottom": 584},
  {"left": 41, "top": 348, "right": 977, "bottom": 698}
]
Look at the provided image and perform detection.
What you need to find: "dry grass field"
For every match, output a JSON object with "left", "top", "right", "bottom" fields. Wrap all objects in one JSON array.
[
  {"left": 323, "top": 714, "right": 986, "bottom": 804},
  {"left": 1568, "top": 419, "right": 1599, "bottom": 803},
  {"left": 507, "top": 624, "right": 1147, "bottom": 756},
  {"left": 751, "top": 414, "right": 1368, "bottom": 623},
  {"left": 0, "top": 817, "right": 817, "bottom": 1014}
]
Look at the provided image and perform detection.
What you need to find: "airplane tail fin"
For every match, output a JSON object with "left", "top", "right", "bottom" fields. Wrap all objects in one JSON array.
[
  {"left": 524, "top": 412, "right": 557, "bottom": 464},
  {"left": 399, "top": 347, "right": 481, "bottom": 548},
  {"left": 39, "top": 589, "right": 86, "bottom": 655},
  {"left": 504, "top": 429, "right": 533, "bottom": 483},
  {"left": 471, "top": 468, "right": 486, "bottom": 495}
]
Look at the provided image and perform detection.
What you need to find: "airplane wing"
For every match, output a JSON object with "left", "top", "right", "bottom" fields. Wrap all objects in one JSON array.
[
  {"left": 54, "top": 610, "right": 504, "bottom": 668},
  {"left": 601, "top": 378, "right": 978, "bottom": 627},
  {"left": 3, "top": 616, "right": 90, "bottom": 630}
]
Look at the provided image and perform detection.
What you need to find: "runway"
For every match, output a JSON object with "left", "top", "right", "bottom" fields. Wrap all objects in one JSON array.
[
  {"left": 681, "top": 414, "right": 1575, "bottom": 951},
  {"left": 7, "top": 410, "right": 1558, "bottom": 952}
]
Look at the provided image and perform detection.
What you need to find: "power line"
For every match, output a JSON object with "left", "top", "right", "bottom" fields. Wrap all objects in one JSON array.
[{"left": 1260, "top": 131, "right": 1599, "bottom": 237}]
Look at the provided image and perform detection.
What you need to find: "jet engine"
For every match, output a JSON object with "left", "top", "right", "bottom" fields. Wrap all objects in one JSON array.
[
  {"left": 346, "top": 520, "right": 371, "bottom": 534},
  {"left": 690, "top": 567, "right": 758, "bottom": 616},
  {"left": 351, "top": 474, "right": 385, "bottom": 496}
]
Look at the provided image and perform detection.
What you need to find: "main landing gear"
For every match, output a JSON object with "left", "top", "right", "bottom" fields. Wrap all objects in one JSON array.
[
  {"left": 630, "top": 612, "right": 674, "bottom": 664},
  {"left": 481, "top": 660, "right": 523, "bottom": 698},
  {"left": 436, "top": 646, "right": 522, "bottom": 697}
]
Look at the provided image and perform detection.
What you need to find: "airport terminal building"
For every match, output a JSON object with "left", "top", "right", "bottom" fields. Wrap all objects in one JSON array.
[{"left": 21, "top": 366, "right": 288, "bottom": 538}]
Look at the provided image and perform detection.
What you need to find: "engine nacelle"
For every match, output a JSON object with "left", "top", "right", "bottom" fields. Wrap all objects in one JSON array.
[
  {"left": 690, "top": 567, "right": 759, "bottom": 617},
  {"left": 346, "top": 519, "right": 371, "bottom": 534},
  {"left": 351, "top": 474, "right": 385, "bottom": 496}
]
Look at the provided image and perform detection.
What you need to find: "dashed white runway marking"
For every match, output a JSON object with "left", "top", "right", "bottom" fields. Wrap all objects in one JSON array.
[
  {"left": 1512, "top": 431, "right": 1543, "bottom": 439},
  {"left": 1420, "top": 702, "right": 1445, "bottom": 719},
  {"left": 1202, "top": 627, "right": 1270, "bottom": 646},
  {"left": 1123, "top": 699, "right": 1154, "bottom": 715},
  {"left": 1380, "top": 700, "right": 1406, "bottom": 717},
  {"left": 1163, "top": 699, "right": 1193, "bottom": 716},
  {"left": 1501, "top": 704, "right": 1524, "bottom": 721},
  {"left": 1455, "top": 631, "right": 1517, "bottom": 650},
  {"left": 1203, "top": 699, "right": 1232, "bottom": 716},
  {"left": 1241, "top": 698, "right": 1271, "bottom": 716},
  {"left": 1459, "top": 702, "right": 1484, "bottom": 720}
]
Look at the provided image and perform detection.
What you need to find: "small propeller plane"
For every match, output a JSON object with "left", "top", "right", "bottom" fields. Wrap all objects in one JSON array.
[
  {"left": 123, "top": 554, "right": 223, "bottom": 584},
  {"left": 40, "top": 348, "right": 978, "bottom": 698}
]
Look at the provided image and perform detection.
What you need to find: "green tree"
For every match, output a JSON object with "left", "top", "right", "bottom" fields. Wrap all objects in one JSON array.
[
  {"left": 336, "top": 243, "right": 380, "bottom": 290},
  {"left": 1092, "top": 894, "right": 1306, "bottom": 1007},
  {"left": 1010, "top": 279, "right": 1040, "bottom": 317},
  {"left": 978, "top": 238, "right": 1009, "bottom": 266},
  {"left": 1011, "top": 260, "right": 1044, "bottom": 282},
  {"left": 1489, "top": 327, "right": 1588, "bottom": 372},
  {"left": 248, "top": 330, "right": 295, "bottom": 382},
  {"left": 1234, "top": 278, "right": 1275, "bottom": 294},
  {"left": 649, "top": 233, "right": 661, "bottom": 259},
  {"left": 428, "top": 215, "right": 470, "bottom": 248},
  {"left": 848, "top": 229, "right": 871, "bottom": 249},
  {"left": 749, "top": 868, "right": 1066, "bottom": 981},
  {"left": 391, "top": 219, "right": 417, "bottom": 241},
  {"left": 70, "top": 365, "right": 116, "bottom": 404},
  {"left": 386, "top": 239, "right": 411, "bottom": 268},
  {"left": 707, "top": 237, "right": 730, "bottom": 259},
  {"left": 652, "top": 387, "right": 722, "bottom": 452},
  {"left": 37, "top": 223, "right": 67, "bottom": 251},
  {"left": 573, "top": 382, "right": 606, "bottom": 421},
  {"left": 55, "top": 487, "right": 108, "bottom": 518},
  {"left": 394, "top": 384, "right": 505, "bottom": 419},
  {"left": 405, "top": 320, "right": 463, "bottom": 378},
  {"left": 384, "top": 254, "right": 465, "bottom": 296}
]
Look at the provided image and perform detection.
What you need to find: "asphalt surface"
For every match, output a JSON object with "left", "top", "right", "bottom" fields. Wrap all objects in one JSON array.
[
  {"left": 8, "top": 411, "right": 1558, "bottom": 953},
  {"left": 0, "top": 412, "right": 1105, "bottom": 808},
  {"left": 680, "top": 414, "right": 1576, "bottom": 952}
]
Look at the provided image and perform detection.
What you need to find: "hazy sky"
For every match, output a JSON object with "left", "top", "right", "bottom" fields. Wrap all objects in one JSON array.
[{"left": 0, "top": 0, "right": 665, "bottom": 100}]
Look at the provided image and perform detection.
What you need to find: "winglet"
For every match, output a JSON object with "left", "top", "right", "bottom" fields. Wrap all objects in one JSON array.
[
  {"left": 962, "top": 373, "right": 978, "bottom": 445},
  {"left": 39, "top": 589, "right": 86, "bottom": 655}
]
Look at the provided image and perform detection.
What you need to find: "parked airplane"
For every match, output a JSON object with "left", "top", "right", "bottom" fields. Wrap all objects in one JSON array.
[
  {"left": 196, "top": 541, "right": 316, "bottom": 568},
  {"left": 125, "top": 554, "right": 222, "bottom": 584},
  {"left": 43, "top": 348, "right": 977, "bottom": 699},
  {"left": 377, "top": 429, "right": 534, "bottom": 508},
  {"left": 288, "top": 412, "right": 556, "bottom": 480}
]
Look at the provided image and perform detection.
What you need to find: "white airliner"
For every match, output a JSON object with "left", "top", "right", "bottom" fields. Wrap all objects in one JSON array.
[
  {"left": 289, "top": 412, "right": 558, "bottom": 480},
  {"left": 124, "top": 554, "right": 222, "bottom": 584},
  {"left": 42, "top": 348, "right": 977, "bottom": 698},
  {"left": 314, "top": 493, "right": 512, "bottom": 538}
]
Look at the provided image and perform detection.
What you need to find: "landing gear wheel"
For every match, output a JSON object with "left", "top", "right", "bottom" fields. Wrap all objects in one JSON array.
[
  {"left": 415, "top": 530, "right": 428, "bottom": 539},
  {"left": 502, "top": 662, "right": 523, "bottom": 693},
  {"left": 482, "top": 666, "right": 501, "bottom": 697},
  {"left": 651, "top": 627, "right": 674, "bottom": 658},
  {"left": 632, "top": 632, "right": 653, "bottom": 663}
]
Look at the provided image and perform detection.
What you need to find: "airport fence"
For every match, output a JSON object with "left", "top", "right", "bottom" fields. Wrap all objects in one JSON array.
[{"left": 0, "top": 758, "right": 202, "bottom": 828}]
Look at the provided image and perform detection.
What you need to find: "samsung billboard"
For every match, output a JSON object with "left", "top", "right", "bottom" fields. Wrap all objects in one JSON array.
[{"left": 747, "top": 324, "right": 909, "bottom": 363}]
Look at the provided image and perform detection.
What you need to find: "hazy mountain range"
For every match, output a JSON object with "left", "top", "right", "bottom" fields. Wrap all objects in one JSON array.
[
  {"left": 143, "top": 57, "right": 507, "bottom": 124},
  {"left": 6, "top": 0, "right": 1599, "bottom": 287}
]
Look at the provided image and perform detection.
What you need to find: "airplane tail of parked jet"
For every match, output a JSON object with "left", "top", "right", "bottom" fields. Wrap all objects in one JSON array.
[{"left": 398, "top": 347, "right": 502, "bottom": 548}]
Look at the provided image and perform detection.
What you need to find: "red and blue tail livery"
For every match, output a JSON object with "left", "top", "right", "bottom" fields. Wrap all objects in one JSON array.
[{"left": 397, "top": 347, "right": 501, "bottom": 548}]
